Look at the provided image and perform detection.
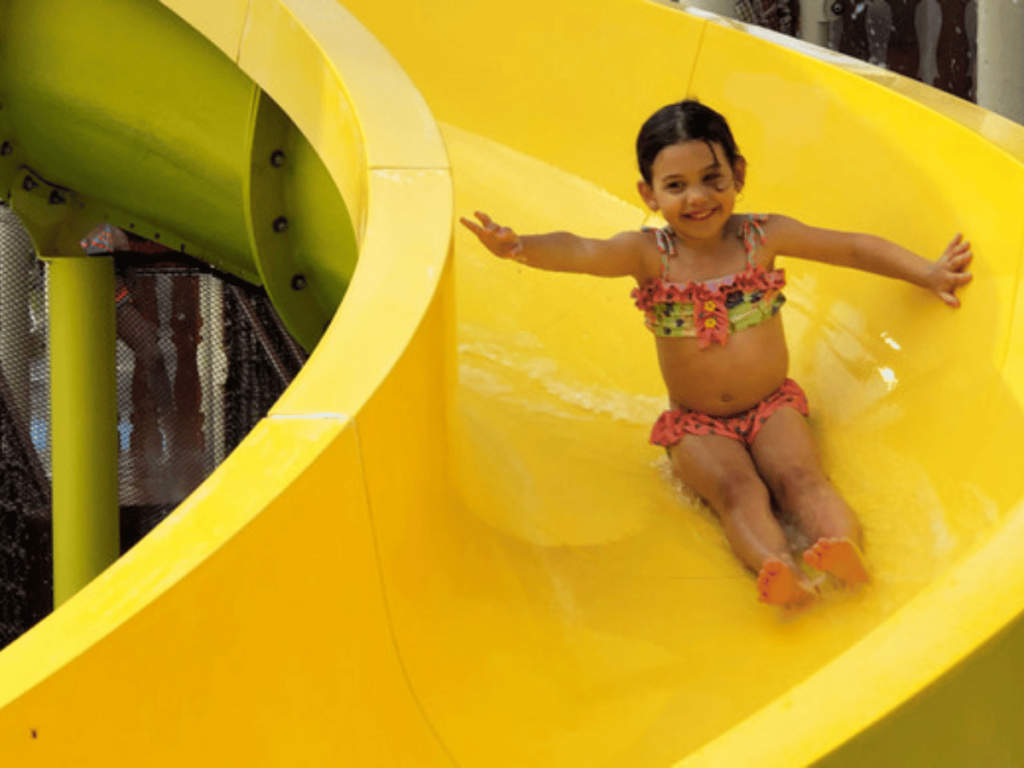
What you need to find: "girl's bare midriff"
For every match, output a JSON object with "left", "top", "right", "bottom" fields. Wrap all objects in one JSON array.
[{"left": 655, "top": 313, "right": 789, "bottom": 416}]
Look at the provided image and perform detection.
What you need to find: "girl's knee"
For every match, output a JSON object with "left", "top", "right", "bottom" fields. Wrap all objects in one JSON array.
[
  {"left": 717, "top": 471, "right": 770, "bottom": 512},
  {"left": 776, "top": 466, "right": 862, "bottom": 542},
  {"left": 774, "top": 465, "right": 830, "bottom": 507}
]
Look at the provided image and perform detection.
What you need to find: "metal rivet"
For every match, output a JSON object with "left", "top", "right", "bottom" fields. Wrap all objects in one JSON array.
[
  {"left": 291, "top": 274, "right": 307, "bottom": 291},
  {"left": 273, "top": 216, "right": 289, "bottom": 233},
  {"left": 270, "top": 150, "right": 286, "bottom": 167},
  {"left": 0, "top": 142, "right": 12, "bottom": 156},
  {"left": 22, "top": 176, "right": 37, "bottom": 192},
  {"left": 831, "top": 1, "right": 843, "bottom": 13}
]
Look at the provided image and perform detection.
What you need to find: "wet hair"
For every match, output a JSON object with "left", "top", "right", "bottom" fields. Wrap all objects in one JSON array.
[{"left": 636, "top": 100, "right": 742, "bottom": 185}]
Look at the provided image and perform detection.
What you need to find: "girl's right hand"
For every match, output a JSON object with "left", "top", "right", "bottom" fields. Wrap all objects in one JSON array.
[{"left": 459, "top": 211, "right": 525, "bottom": 260}]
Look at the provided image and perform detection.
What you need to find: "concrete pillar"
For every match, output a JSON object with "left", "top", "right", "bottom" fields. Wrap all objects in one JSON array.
[
  {"left": 199, "top": 276, "right": 227, "bottom": 471},
  {"left": 800, "top": 0, "right": 831, "bottom": 46},
  {"left": 976, "top": 0, "right": 1024, "bottom": 124},
  {"left": 686, "top": 1, "right": 828, "bottom": 44},
  {"left": 683, "top": 0, "right": 737, "bottom": 19}
]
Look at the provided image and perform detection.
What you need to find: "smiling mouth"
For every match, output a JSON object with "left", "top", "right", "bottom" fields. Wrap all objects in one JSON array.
[{"left": 683, "top": 209, "right": 717, "bottom": 221}]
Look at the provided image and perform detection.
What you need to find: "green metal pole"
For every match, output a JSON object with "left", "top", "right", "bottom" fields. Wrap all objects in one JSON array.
[{"left": 48, "top": 254, "right": 119, "bottom": 606}]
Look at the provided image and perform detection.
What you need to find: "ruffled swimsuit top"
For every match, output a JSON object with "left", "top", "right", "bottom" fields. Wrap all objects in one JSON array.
[{"left": 630, "top": 213, "right": 785, "bottom": 348}]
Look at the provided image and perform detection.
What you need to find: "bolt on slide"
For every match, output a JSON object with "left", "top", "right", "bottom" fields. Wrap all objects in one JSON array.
[{"left": 0, "top": 0, "right": 1023, "bottom": 766}]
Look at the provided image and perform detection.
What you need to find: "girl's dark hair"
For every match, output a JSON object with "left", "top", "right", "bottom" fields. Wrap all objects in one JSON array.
[{"left": 636, "top": 100, "right": 742, "bottom": 184}]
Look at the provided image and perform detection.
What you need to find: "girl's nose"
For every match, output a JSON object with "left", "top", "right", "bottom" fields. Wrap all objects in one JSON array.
[{"left": 683, "top": 187, "right": 709, "bottom": 207}]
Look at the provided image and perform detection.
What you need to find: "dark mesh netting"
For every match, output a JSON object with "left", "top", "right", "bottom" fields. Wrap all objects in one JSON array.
[
  {"left": 733, "top": 0, "right": 800, "bottom": 36},
  {"left": 0, "top": 202, "right": 52, "bottom": 648},
  {"left": 112, "top": 254, "right": 307, "bottom": 548},
  {"left": 0, "top": 209, "right": 308, "bottom": 650}
]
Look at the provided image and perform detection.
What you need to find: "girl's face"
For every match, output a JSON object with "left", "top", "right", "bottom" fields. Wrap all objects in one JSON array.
[{"left": 638, "top": 140, "right": 745, "bottom": 241}]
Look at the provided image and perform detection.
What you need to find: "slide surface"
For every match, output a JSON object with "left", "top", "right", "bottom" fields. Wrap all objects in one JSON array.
[{"left": 1, "top": 1, "right": 1024, "bottom": 766}]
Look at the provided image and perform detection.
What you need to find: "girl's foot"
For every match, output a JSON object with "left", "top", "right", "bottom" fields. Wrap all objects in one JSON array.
[
  {"left": 803, "top": 537, "right": 870, "bottom": 586},
  {"left": 757, "top": 558, "right": 818, "bottom": 606}
]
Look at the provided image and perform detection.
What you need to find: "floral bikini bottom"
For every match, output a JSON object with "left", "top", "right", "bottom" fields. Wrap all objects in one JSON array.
[{"left": 650, "top": 379, "right": 809, "bottom": 448}]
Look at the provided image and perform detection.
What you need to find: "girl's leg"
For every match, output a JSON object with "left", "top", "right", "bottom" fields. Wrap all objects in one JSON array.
[
  {"left": 669, "top": 433, "right": 816, "bottom": 605},
  {"left": 749, "top": 408, "right": 869, "bottom": 584}
]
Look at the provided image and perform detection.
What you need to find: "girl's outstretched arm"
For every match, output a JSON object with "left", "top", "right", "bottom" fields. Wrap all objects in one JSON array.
[
  {"left": 766, "top": 215, "right": 973, "bottom": 307},
  {"left": 459, "top": 211, "right": 647, "bottom": 280}
]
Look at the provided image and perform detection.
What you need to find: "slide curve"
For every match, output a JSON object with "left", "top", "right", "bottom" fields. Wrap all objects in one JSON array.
[{"left": 1, "top": 0, "right": 1024, "bottom": 766}]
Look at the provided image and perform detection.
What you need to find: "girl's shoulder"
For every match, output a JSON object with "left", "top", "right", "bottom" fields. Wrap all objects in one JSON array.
[
  {"left": 613, "top": 226, "right": 674, "bottom": 259},
  {"left": 750, "top": 213, "right": 806, "bottom": 235},
  {"left": 609, "top": 228, "right": 663, "bottom": 257},
  {"left": 633, "top": 223, "right": 669, "bottom": 240},
  {"left": 759, "top": 214, "right": 813, "bottom": 253},
  {"left": 732, "top": 213, "right": 807, "bottom": 260},
  {"left": 618, "top": 227, "right": 672, "bottom": 284},
  {"left": 726, "top": 213, "right": 784, "bottom": 264},
  {"left": 730, "top": 211, "right": 773, "bottom": 231}
]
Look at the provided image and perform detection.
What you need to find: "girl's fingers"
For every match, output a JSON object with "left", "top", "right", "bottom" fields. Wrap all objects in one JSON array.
[
  {"left": 468, "top": 211, "right": 516, "bottom": 240},
  {"left": 941, "top": 248, "right": 972, "bottom": 275},
  {"left": 938, "top": 291, "right": 960, "bottom": 308},
  {"left": 943, "top": 234, "right": 971, "bottom": 260},
  {"left": 952, "top": 271, "right": 973, "bottom": 285},
  {"left": 461, "top": 213, "right": 509, "bottom": 238},
  {"left": 460, "top": 212, "right": 521, "bottom": 258}
]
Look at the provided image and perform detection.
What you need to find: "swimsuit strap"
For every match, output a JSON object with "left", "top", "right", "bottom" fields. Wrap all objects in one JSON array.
[
  {"left": 739, "top": 213, "right": 769, "bottom": 265},
  {"left": 642, "top": 225, "right": 677, "bottom": 278},
  {"left": 656, "top": 227, "right": 676, "bottom": 277}
]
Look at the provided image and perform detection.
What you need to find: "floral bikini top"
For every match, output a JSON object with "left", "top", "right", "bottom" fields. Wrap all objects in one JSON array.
[{"left": 630, "top": 214, "right": 786, "bottom": 348}]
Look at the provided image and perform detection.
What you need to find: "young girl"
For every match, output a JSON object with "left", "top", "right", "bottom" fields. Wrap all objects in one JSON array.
[{"left": 460, "top": 100, "right": 972, "bottom": 607}]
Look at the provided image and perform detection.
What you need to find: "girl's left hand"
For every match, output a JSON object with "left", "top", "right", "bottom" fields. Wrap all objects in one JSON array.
[{"left": 929, "top": 233, "right": 973, "bottom": 308}]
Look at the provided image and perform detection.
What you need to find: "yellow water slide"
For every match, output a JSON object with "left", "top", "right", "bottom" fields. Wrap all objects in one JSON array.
[{"left": 1, "top": 0, "right": 1024, "bottom": 765}]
